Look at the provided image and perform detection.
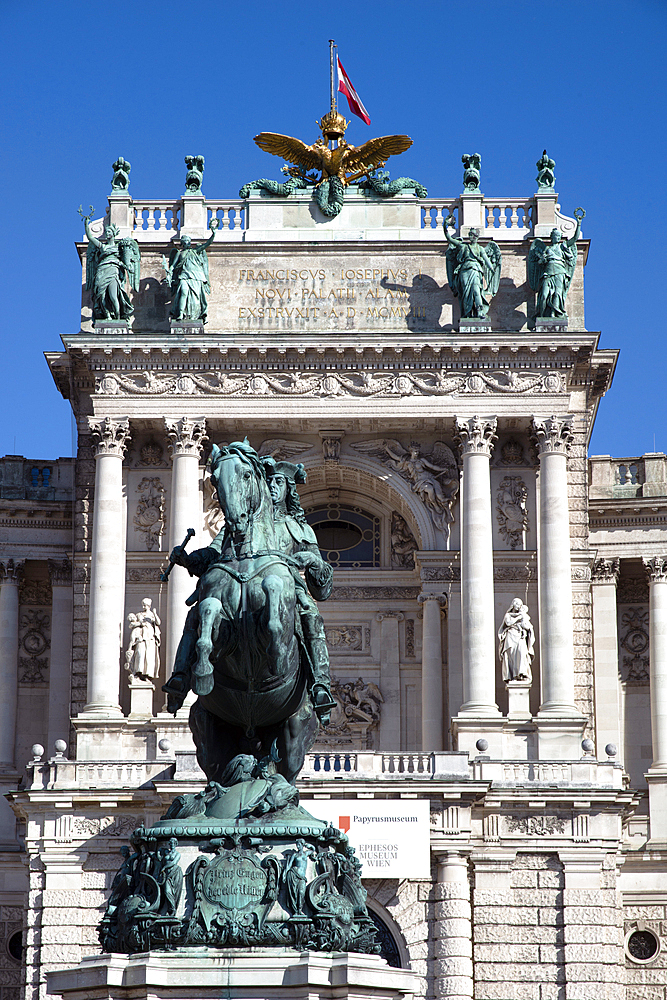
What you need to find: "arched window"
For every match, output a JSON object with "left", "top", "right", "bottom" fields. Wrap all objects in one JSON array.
[{"left": 306, "top": 504, "right": 380, "bottom": 568}]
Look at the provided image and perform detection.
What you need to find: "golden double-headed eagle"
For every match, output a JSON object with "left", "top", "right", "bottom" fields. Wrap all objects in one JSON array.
[{"left": 253, "top": 108, "right": 412, "bottom": 186}]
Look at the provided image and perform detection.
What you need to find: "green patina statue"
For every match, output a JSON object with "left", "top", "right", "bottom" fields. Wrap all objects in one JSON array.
[
  {"left": 357, "top": 168, "right": 427, "bottom": 198},
  {"left": 528, "top": 208, "right": 585, "bottom": 318},
  {"left": 80, "top": 208, "right": 140, "bottom": 322},
  {"left": 99, "top": 441, "right": 380, "bottom": 958},
  {"left": 184, "top": 155, "right": 205, "bottom": 194},
  {"left": 536, "top": 150, "right": 556, "bottom": 190},
  {"left": 462, "top": 153, "right": 481, "bottom": 192},
  {"left": 444, "top": 214, "right": 501, "bottom": 318},
  {"left": 162, "top": 219, "right": 219, "bottom": 323},
  {"left": 111, "top": 156, "right": 131, "bottom": 192}
]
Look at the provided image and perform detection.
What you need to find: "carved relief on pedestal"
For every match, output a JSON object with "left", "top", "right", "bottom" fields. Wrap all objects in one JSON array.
[
  {"left": 351, "top": 439, "right": 459, "bottom": 535},
  {"left": 325, "top": 625, "right": 370, "bottom": 653},
  {"left": 133, "top": 477, "right": 167, "bottom": 551},
  {"left": 496, "top": 476, "right": 529, "bottom": 549}
]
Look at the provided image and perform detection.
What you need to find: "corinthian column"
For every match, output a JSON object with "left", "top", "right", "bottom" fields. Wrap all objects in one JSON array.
[
  {"left": 455, "top": 416, "right": 499, "bottom": 716},
  {"left": 644, "top": 556, "right": 667, "bottom": 846},
  {"left": 531, "top": 416, "right": 576, "bottom": 714},
  {"left": 164, "top": 418, "right": 207, "bottom": 687},
  {"left": 418, "top": 593, "right": 446, "bottom": 750},
  {"left": 83, "top": 416, "right": 130, "bottom": 717},
  {"left": 0, "top": 560, "right": 24, "bottom": 767}
]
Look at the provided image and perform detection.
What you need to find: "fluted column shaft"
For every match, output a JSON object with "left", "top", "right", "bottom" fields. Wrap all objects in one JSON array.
[
  {"left": 376, "top": 611, "right": 403, "bottom": 749},
  {"left": 0, "top": 560, "right": 23, "bottom": 767},
  {"left": 532, "top": 416, "right": 576, "bottom": 713},
  {"left": 455, "top": 416, "right": 499, "bottom": 715},
  {"left": 434, "top": 851, "right": 473, "bottom": 1000},
  {"left": 644, "top": 557, "right": 667, "bottom": 768},
  {"left": 47, "top": 558, "right": 73, "bottom": 750},
  {"left": 164, "top": 418, "right": 207, "bottom": 683},
  {"left": 419, "top": 593, "right": 446, "bottom": 750},
  {"left": 84, "top": 417, "right": 130, "bottom": 716}
]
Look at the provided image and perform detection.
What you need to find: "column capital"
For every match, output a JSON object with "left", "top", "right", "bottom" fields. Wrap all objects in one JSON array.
[
  {"left": 531, "top": 415, "right": 573, "bottom": 456},
  {"left": 591, "top": 558, "right": 620, "bottom": 584},
  {"left": 418, "top": 592, "right": 447, "bottom": 607},
  {"left": 376, "top": 610, "right": 405, "bottom": 622},
  {"left": 164, "top": 417, "right": 207, "bottom": 457},
  {"left": 89, "top": 416, "right": 131, "bottom": 457},
  {"left": 48, "top": 557, "right": 72, "bottom": 586},
  {"left": 0, "top": 559, "right": 24, "bottom": 583},
  {"left": 644, "top": 555, "right": 667, "bottom": 583},
  {"left": 455, "top": 415, "right": 497, "bottom": 457}
]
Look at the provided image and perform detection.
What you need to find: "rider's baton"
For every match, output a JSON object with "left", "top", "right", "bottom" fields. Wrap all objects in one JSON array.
[{"left": 160, "top": 528, "right": 195, "bottom": 582}]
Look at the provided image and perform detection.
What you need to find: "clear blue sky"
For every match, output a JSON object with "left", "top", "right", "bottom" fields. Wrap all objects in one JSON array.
[{"left": 1, "top": 0, "right": 664, "bottom": 460}]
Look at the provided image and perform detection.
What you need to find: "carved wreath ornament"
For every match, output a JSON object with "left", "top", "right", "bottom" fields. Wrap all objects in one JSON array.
[{"left": 96, "top": 369, "right": 565, "bottom": 399}]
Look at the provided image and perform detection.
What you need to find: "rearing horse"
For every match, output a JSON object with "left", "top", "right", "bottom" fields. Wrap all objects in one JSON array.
[{"left": 188, "top": 443, "right": 318, "bottom": 784}]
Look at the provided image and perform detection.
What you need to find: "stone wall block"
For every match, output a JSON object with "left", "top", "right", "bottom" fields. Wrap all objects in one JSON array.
[
  {"left": 474, "top": 905, "right": 539, "bottom": 925},
  {"left": 475, "top": 924, "right": 563, "bottom": 945},
  {"left": 435, "top": 917, "right": 472, "bottom": 939},
  {"left": 474, "top": 943, "right": 540, "bottom": 964},
  {"left": 537, "top": 870, "right": 564, "bottom": 889},
  {"left": 41, "top": 890, "right": 80, "bottom": 908},
  {"left": 403, "top": 919, "right": 429, "bottom": 945},
  {"left": 39, "top": 944, "right": 81, "bottom": 965},
  {"left": 474, "top": 985, "right": 537, "bottom": 1000},
  {"left": 475, "top": 962, "right": 564, "bottom": 982},
  {"left": 434, "top": 935, "right": 472, "bottom": 959},
  {"left": 81, "top": 871, "right": 107, "bottom": 889},
  {"left": 435, "top": 898, "right": 470, "bottom": 920},
  {"left": 434, "top": 955, "right": 473, "bottom": 978},
  {"left": 624, "top": 905, "right": 666, "bottom": 919},
  {"left": 538, "top": 907, "right": 565, "bottom": 926},
  {"left": 40, "top": 924, "right": 81, "bottom": 945},
  {"left": 510, "top": 869, "right": 539, "bottom": 888}
]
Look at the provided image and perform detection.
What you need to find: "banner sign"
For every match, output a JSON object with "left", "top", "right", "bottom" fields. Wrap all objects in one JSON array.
[{"left": 305, "top": 799, "right": 431, "bottom": 878}]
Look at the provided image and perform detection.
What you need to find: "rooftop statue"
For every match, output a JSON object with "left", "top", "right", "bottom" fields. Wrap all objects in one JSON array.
[
  {"left": 241, "top": 107, "right": 422, "bottom": 218},
  {"left": 162, "top": 218, "right": 219, "bottom": 323},
  {"left": 111, "top": 156, "right": 131, "bottom": 192},
  {"left": 536, "top": 149, "right": 556, "bottom": 190},
  {"left": 444, "top": 215, "right": 501, "bottom": 319},
  {"left": 184, "top": 154, "right": 205, "bottom": 193},
  {"left": 80, "top": 207, "right": 140, "bottom": 322},
  {"left": 462, "top": 153, "right": 481, "bottom": 192},
  {"left": 498, "top": 598, "right": 535, "bottom": 683},
  {"left": 528, "top": 207, "right": 585, "bottom": 319}
]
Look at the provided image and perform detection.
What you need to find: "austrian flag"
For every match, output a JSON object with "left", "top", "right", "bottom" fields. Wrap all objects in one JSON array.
[{"left": 337, "top": 57, "right": 371, "bottom": 125}]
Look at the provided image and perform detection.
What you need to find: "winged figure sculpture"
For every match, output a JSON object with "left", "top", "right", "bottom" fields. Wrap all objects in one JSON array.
[{"left": 352, "top": 439, "right": 459, "bottom": 535}]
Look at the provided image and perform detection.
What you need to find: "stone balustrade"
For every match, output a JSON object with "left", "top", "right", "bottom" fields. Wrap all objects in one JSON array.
[
  {"left": 471, "top": 757, "right": 624, "bottom": 788},
  {"left": 88, "top": 193, "right": 563, "bottom": 243},
  {"left": 590, "top": 452, "right": 667, "bottom": 499}
]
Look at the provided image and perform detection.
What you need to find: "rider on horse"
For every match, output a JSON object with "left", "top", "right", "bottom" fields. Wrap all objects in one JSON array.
[{"left": 162, "top": 442, "right": 336, "bottom": 725}]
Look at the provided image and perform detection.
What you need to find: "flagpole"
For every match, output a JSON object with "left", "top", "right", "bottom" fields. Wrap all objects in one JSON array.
[{"left": 329, "top": 39, "right": 336, "bottom": 113}]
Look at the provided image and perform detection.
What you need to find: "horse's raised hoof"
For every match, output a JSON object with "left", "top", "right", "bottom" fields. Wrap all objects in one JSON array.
[
  {"left": 312, "top": 684, "right": 336, "bottom": 727},
  {"left": 193, "top": 672, "right": 215, "bottom": 696}
]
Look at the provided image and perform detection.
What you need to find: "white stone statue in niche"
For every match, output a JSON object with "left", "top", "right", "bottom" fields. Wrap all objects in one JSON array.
[
  {"left": 498, "top": 598, "right": 534, "bottom": 683},
  {"left": 125, "top": 598, "right": 162, "bottom": 680}
]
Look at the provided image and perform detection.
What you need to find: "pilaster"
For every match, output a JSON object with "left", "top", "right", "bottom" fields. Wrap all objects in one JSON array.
[
  {"left": 0, "top": 558, "right": 24, "bottom": 847},
  {"left": 376, "top": 611, "right": 403, "bottom": 749},
  {"left": 47, "top": 558, "right": 73, "bottom": 753},
  {"left": 418, "top": 593, "right": 446, "bottom": 751},
  {"left": 643, "top": 555, "right": 667, "bottom": 846},
  {"left": 591, "top": 559, "right": 621, "bottom": 762},
  {"left": 433, "top": 850, "right": 473, "bottom": 1000}
]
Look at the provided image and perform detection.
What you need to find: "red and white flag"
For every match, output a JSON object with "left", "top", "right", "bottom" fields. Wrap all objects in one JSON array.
[{"left": 337, "top": 56, "right": 371, "bottom": 125}]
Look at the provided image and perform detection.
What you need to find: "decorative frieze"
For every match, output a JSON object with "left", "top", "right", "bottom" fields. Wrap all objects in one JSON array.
[
  {"left": 455, "top": 415, "right": 497, "bottom": 457},
  {"left": 619, "top": 607, "right": 650, "bottom": 685},
  {"left": 88, "top": 416, "right": 131, "bottom": 457},
  {"left": 95, "top": 368, "right": 567, "bottom": 399},
  {"left": 617, "top": 577, "right": 649, "bottom": 603},
  {"left": 330, "top": 586, "right": 420, "bottom": 601},
  {"left": 164, "top": 416, "right": 207, "bottom": 456},
  {"left": 405, "top": 619, "right": 415, "bottom": 658},
  {"left": 19, "top": 609, "right": 50, "bottom": 684},
  {"left": 530, "top": 415, "right": 573, "bottom": 455},
  {"left": 421, "top": 565, "right": 460, "bottom": 582},
  {"left": 505, "top": 815, "right": 566, "bottom": 836},
  {"left": 324, "top": 625, "right": 368, "bottom": 652}
]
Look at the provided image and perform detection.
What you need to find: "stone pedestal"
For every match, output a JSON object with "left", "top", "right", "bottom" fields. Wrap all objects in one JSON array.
[
  {"left": 47, "top": 950, "right": 420, "bottom": 1000},
  {"left": 93, "top": 320, "right": 130, "bottom": 335},
  {"left": 169, "top": 320, "right": 205, "bottom": 336},
  {"left": 533, "top": 317, "right": 568, "bottom": 333},
  {"left": 506, "top": 680, "right": 531, "bottom": 720},
  {"left": 128, "top": 675, "right": 155, "bottom": 720},
  {"left": 458, "top": 317, "right": 491, "bottom": 334}
]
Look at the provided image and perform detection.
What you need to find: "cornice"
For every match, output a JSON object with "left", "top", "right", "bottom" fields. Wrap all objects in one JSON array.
[{"left": 589, "top": 498, "right": 667, "bottom": 530}]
